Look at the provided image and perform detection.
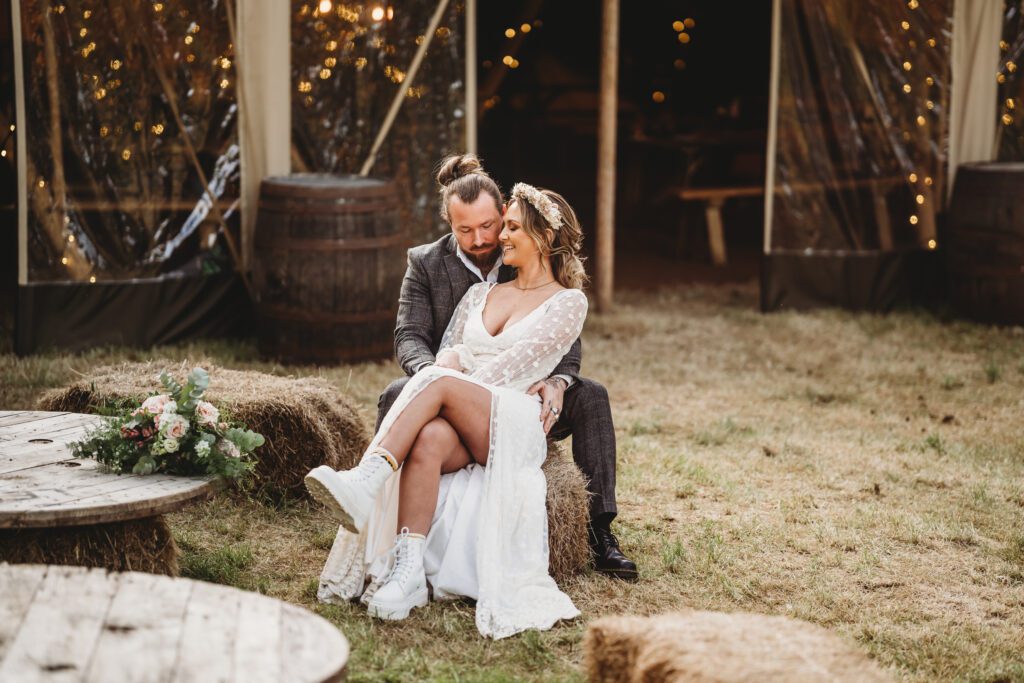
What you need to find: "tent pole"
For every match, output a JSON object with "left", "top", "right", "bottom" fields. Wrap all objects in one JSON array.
[
  {"left": 596, "top": 0, "right": 618, "bottom": 313},
  {"left": 762, "top": 0, "right": 783, "bottom": 255},
  {"left": 465, "top": 0, "right": 477, "bottom": 154},
  {"left": 12, "top": 0, "right": 27, "bottom": 286}
]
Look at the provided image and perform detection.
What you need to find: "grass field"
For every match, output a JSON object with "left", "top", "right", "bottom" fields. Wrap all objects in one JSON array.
[{"left": 2, "top": 282, "right": 1023, "bottom": 681}]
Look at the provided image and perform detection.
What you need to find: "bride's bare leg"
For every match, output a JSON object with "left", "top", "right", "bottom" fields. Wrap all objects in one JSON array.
[
  {"left": 379, "top": 376, "right": 493, "bottom": 466},
  {"left": 397, "top": 417, "right": 473, "bottom": 535}
]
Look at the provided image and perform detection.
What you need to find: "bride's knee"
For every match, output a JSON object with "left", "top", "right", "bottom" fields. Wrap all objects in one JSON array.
[{"left": 409, "top": 418, "right": 457, "bottom": 464}]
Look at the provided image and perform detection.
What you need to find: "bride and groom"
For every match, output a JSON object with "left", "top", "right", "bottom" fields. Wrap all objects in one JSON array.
[{"left": 306, "top": 154, "right": 635, "bottom": 639}]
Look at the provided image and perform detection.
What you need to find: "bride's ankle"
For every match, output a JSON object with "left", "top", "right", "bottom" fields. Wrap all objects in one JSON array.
[{"left": 363, "top": 445, "right": 399, "bottom": 471}]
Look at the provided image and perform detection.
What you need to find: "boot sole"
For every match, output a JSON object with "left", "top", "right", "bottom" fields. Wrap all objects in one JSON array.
[
  {"left": 304, "top": 467, "right": 363, "bottom": 534},
  {"left": 367, "top": 586, "right": 429, "bottom": 620},
  {"left": 595, "top": 566, "right": 640, "bottom": 582}
]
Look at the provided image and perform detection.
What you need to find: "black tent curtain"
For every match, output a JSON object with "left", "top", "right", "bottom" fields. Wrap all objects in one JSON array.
[
  {"left": 763, "top": 0, "right": 951, "bottom": 311},
  {"left": 15, "top": 0, "right": 465, "bottom": 353}
]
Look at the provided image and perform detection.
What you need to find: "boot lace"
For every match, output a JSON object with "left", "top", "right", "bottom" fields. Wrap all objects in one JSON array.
[{"left": 382, "top": 527, "right": 416, "bottom": 586}]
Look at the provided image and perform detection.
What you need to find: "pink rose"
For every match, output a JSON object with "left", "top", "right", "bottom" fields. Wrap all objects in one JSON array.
[
  {"left": 195, "top": 401, "right": 220, "bottom": 428},
  {"left": 160, "top": 414, "right": 190, "bottom": 440},
  {"left": 217, "top": 439, "right": 241, "bottom": 459},
  {"left": 141, "top": 394, "right": 172, "bottom": 415}
]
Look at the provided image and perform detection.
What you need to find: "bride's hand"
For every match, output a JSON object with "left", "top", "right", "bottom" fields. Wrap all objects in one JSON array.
[
  {"left": 527, "top": 378, "right": 565, "bottom": 434},
  {"left": 435, "top": 349, "right": 463, "bottom": 371}
]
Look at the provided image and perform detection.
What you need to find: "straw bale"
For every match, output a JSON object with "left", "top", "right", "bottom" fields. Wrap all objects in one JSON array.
[
  {"left": 0, "top": 518, "right": 178, "bottom": 575},
  {"left": 38, "top": 361, "right": 370, "bottom": 498},
  {"left": 543, "top": 440, "right": 592, "bottom": 582},
  {"left": 583, "top": 611, "right": 892, "bottom": 683}
]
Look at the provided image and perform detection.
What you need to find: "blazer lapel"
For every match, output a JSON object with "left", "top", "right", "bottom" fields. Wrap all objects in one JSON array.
[{"left": 442, "top": 236, "right": 477, "bottom": 307}]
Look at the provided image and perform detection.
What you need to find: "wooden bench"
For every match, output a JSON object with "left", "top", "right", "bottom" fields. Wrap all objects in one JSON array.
[
  {"left": 675, "top": 175, "right": 927, "bottom": 265},
  {"left": 0, "top": 563, "right": 349, "bottom": 682},
  {"left": 0, "top": 411, "right": 218, "bottom": 574}
]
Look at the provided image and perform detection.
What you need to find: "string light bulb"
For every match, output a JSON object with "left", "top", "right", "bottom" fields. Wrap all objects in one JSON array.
[
  {"left": 89, "top": 275, "right": 97, "bottom": 283},
  {"left": 371, "top": 6, "right": 385, "bottom": 21},
  {"left": 927, "top": 239, "right": 936, "bottom": 249},
  {"left": 916, "top": 194, "right": 925, "bottom": 204},
  {"left": 909, "top": 173, "right": 918, "bottom": 182},
  {"left": 909, "top": 215, "right": 919, "bottom": 225},
  {"left": 318, "top": 0, "right": 332, "bottom": 12},
  {"left": 678, "top": 32, "right": 690, "bottom": 44},
  {"left": 505, "top": 28, "right": 515, "bottom": 38},
  {"left": 652, "top": 91, "right": 665, "bottom": 103},
  {"left": 520, "top": 23, "right": 531, "bottom": 33},
  {"left": 672, "top": 20, "right": 684, "bottom": 31}
]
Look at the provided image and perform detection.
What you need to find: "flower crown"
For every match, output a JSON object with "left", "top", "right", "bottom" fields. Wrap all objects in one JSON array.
[{"left": 510, "top": 183, "right": 563, "bottom": 231}]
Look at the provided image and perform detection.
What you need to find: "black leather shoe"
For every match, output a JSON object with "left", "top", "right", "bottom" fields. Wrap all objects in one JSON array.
[{"left": 589, "top": 521, "right": 639, "bottom": 581}]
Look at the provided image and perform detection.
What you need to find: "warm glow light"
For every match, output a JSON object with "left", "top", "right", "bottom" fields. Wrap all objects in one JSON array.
[
  {"left": 926, "top": 100, "right": 934, "bottom": 110},
  {"left": 1008, "top": 98, "right": 1017, "bottom": 110},
  {"left": 371, "top": 6, "right": 385, "bottom": 21},
  {"left": 684, "top": 18, "right": 695, "bottom": 28},
  {"left": 909, "top": 173, "right": 918, "bottom": 182},
  {"left": 0, "top": 151, "right": 5, "bottom": 158},
  {"left": 1008, "top": 61, "right": 1018, "bottom": 73},
  {"left": 502, "top": 55, "right": 513, "bottom": 66},
  {"left": 916, "top": 115, "right": 927, "bottom": 126},
  {"left": 68, "top": 234, "right": 75, "bottom": 243},
  {"left": 355, "top": 57, "right": 367, "bottom": 69},
  {"left": 926, "top": 76, "right": 935, "bottom": 86},
  {"left": 61, "top": 257, "right": 69, "bottom": 265},
  {"left": 678, "top": 32, "right": 690, "bottom": 44},
  {"left": 9, "top": 125, "right": 13, "bottom": 132},
  {"left": 998, "top": 73, "right": 1007, "bottom": 84},
  {"left": 916, "top": 194, "right": 925, "bottom": 204},
  {"left": 652, "top": 91, "right": 666, "bottom": 103},
  {"left": 318, "top": 0, "right": 332, "bottom": 13},
  {"left": 900, "top": 21, "right": 910, "bottom": 30},
  {"left": 324, "top": 56, "right": 337, "bottom": 67},
  {"left": 520, "top": 23, "right": 531, "bottom": 33},
  {"left": 924, "top": 176, "right": 933, "bottom": 186},
  {"left": 110, "top": 59, "right": 122, "bottom": 70},
  {"left": 184, "top": 35, "right": 193, "bottom": 45},
  {"left": 219, "top": 79, "right": 229, "bottom": 89},
  {"left": 903, "top": 61, "right": 912, "bottom": 71},
  {"left": 319, "top": 68, "right": 331, "bottom": 79},
  {"left": 220, "top": 57, "right": 231, "bottom": 69},
  {"left": 903, "top": 84, "right": 912, "bottom": 93},
  {"left": 153, "top": 3, "right": 164, "bottom": 11},
  {"left": 509, "top": 59, "right": 519, "bottom": 69},
  {"left": 908, "top": 0, "right": 919, "bottom": 8},
  {"left": 89, "top": 276, "right": 97, "bottom": 283},
  {"left": 38, "top": 179, "right": 45, "bottom": 188},
  {"left": 927, "top": 239, "right": 937, "bottom": 249},
  {"left": 909, "top": 215, "right": 919, "bottom": 225},
  {"left": 151, "top": 123, "right": 164, "bottom": 134},
  {"left": 674, "top": 59, "right": 686, "bottom": 70},
  {"left": 1001, "top": 40, "right": 1010, "bottom": 51},
  {"left": 1003, "top": 113, "right": 1014, "bottom": 126},
  {"left": 387, "top": 7, "right": 394, "bottom": 20},
  {"left": 505, "top": 28, "right": 515, "bottom": 38},
  {"left": 672, "top": 20, "right": 684, "bottom": 31},
  {"left": 927, "top": 38, "right": 936, "bottom": 47},
  {"left": 326, "top": 40, "right": 338, "bottom": 51},
  {"left": 122, "top": 149, "right": 131, "bottom": 161},
  {"left": 79, "top": 28, "right": 88, "bottom": 37}
]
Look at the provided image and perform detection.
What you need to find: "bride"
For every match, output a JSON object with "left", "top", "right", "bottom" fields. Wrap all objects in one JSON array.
[{"left": 305, "top": 182, "right": 589, "bottom": 639}]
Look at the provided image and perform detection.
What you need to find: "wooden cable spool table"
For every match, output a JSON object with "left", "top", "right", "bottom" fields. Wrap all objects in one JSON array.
[
  {"left": 0, "top": 563, "right": 349, "bottom": 682},
  {"left": 0, "top": 411, "right": 218, "bottom": 575}
]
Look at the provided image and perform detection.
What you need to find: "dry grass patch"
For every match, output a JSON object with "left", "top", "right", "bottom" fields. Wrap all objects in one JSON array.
[{"left": 3, "top": 282, "right": 1024, "bottom": 680}]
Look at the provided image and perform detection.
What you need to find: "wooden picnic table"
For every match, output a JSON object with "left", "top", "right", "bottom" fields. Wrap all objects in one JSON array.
[
  {"left": 0, "top": 563, "right": 349, "bottom": 682},
  {"left": 0, "top": 411, "right": 218, "bottom": 574}
]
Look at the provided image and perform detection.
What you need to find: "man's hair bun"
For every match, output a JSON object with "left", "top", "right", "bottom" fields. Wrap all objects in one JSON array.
[{"left": 436, "top": 154, "right": 484, "bottom": 187}]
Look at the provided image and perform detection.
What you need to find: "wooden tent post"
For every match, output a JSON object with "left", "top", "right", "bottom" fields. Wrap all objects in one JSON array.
[
  {"left": 763, "top": 0, "right": 783, "bottom": 256},
  {"left": 465, "top": 0, "right": 477, "bottom": 154},
  {"left": 12, "top": 0, "right": 27, "bottom": 286},
  {"left": 596, "top": 0, "right": 619, "bottom": 313}
]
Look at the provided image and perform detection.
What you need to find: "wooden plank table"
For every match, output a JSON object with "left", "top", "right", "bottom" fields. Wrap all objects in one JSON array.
[
  {"left": 0, "top": 412, "right": 218, "bottom": 574},
  {"left": 0, "top": 564, "right": 349, "bottom": 682}
]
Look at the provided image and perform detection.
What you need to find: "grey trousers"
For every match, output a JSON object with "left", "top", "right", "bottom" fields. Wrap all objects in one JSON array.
[{"left": 376, "top": 375, "right": 618, "bottom": 521}]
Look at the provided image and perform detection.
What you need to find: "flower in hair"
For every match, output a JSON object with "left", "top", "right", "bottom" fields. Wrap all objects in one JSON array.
[{"left": 511, "top": 183, "right": 563, "bottom": 231}]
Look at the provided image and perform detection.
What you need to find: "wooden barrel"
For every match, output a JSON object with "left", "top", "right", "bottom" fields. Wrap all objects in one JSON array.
[
  {"left": 944, "top": 162, "right": 1024, "bottom": 325},
  {"left": 252, "top": 174, "right": 405, "bottom": 363}
]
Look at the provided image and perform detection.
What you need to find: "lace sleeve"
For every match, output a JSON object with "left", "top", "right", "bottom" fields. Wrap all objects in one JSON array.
[
  {"left": 438, "top": 283, "right": 491, "bottom": 371},
  {"left": 470, "top": 289, "right": 588, "bottom": 388}
]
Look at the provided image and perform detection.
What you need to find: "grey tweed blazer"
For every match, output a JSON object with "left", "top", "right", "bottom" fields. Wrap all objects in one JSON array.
[{"left": 394, "top": 233, "right": 583, "bottom": 379}]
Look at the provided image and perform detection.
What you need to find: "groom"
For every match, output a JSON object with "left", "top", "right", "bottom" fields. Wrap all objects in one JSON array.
[{"left": 376, "top": 154, "right": 637, "bottom": 580}]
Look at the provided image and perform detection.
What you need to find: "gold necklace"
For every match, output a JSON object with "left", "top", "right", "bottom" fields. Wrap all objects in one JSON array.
[{"left": 513, "top": 279, "right": 556, "bottom": 291}]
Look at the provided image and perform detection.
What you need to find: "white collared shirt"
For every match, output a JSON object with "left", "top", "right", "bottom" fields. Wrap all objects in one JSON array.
[{"left": 455, "top": 245, "right": 503, "bottom": 283}]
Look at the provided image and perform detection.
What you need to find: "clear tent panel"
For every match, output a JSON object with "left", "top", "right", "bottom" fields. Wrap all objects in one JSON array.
[
  {"left": 769, "top": 0, "right": 952, "bottom": 254},
  {"left": 19, "top": 0, "right": 240, "bottom": 284},
  {"left": 290, "top": 0, "right": 465, "bottom": 244}
]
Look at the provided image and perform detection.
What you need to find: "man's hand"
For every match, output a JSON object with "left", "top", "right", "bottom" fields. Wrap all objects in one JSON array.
[
  {"left": 527, "top": 377, "right": 567, "bottom": 434},
  {"left": 435, "top": 349, "right": 462, "bottom": 371}
]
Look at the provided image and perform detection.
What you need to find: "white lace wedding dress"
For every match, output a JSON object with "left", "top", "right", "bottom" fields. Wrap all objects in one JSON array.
[{"left": 317, "top": 282, "right": 587, "bottom": 639}]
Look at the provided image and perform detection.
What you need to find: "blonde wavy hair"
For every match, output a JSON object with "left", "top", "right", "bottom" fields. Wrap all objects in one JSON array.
[{"left": 509, "top": 188, "right": 589, "bottom": 290}]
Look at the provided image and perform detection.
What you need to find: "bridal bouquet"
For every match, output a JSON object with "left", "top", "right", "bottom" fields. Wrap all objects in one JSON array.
[{"left": 71, "top": 367, "right": 264, "bottom": 481}]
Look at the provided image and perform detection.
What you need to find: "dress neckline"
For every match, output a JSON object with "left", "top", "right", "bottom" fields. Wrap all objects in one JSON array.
[{"left": 478, "top": 284, "right": 570, "bottom": 338}]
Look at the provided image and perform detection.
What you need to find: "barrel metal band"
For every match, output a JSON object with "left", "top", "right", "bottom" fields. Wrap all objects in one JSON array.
[
  {"left": 259, "top": 305, "right": 398, "bottom": 324},
  {"left": 255, "top": 234, "right": 407, "bottom": 252},
  {"left": 257, "top": 200, "right": 398, "bottom": 215}
]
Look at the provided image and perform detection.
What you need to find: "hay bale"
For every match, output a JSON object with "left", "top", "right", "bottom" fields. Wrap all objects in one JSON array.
[
  {"left": 0, "top": 518, "right": 178, "bottom": 575},
  {"left": 543, "top": 440, "right": 592, "bottom": 583},
  {"left": 583, "top": 611, "right": 893, "bottom": 683},
  {"left": 38, "top": 361, "right": 370, "bottom": 498}
]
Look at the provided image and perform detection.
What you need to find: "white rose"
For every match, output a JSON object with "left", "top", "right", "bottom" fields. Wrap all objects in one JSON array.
[
  {"left": 162, "top": 437, "right": 180, "bottom": 453},
  {"left": 218, "top": 439, "right": 241, "bottom": 459},
  {"left": 161, "top": 400, "right": 178, "bottom": 415},
  {"left": 141, "top": 394, "right": 172, "bottom": 415},
  {"left": 195, "top": 401, "right": 220, "bottom": 428},
  {"left": 160, "top": 414, "right": 190, "bottom": 440},
  {"left": 195, "top": 440, "right": 211, "bottom": 458}
]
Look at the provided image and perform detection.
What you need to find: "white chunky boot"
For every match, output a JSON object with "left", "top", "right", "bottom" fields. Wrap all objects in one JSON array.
[
  {"left": 304, "top": 448, "right": 396, "bottom": 533},
  {"left": 367, "top": 528, "right": 428, "bottom": 621}
]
